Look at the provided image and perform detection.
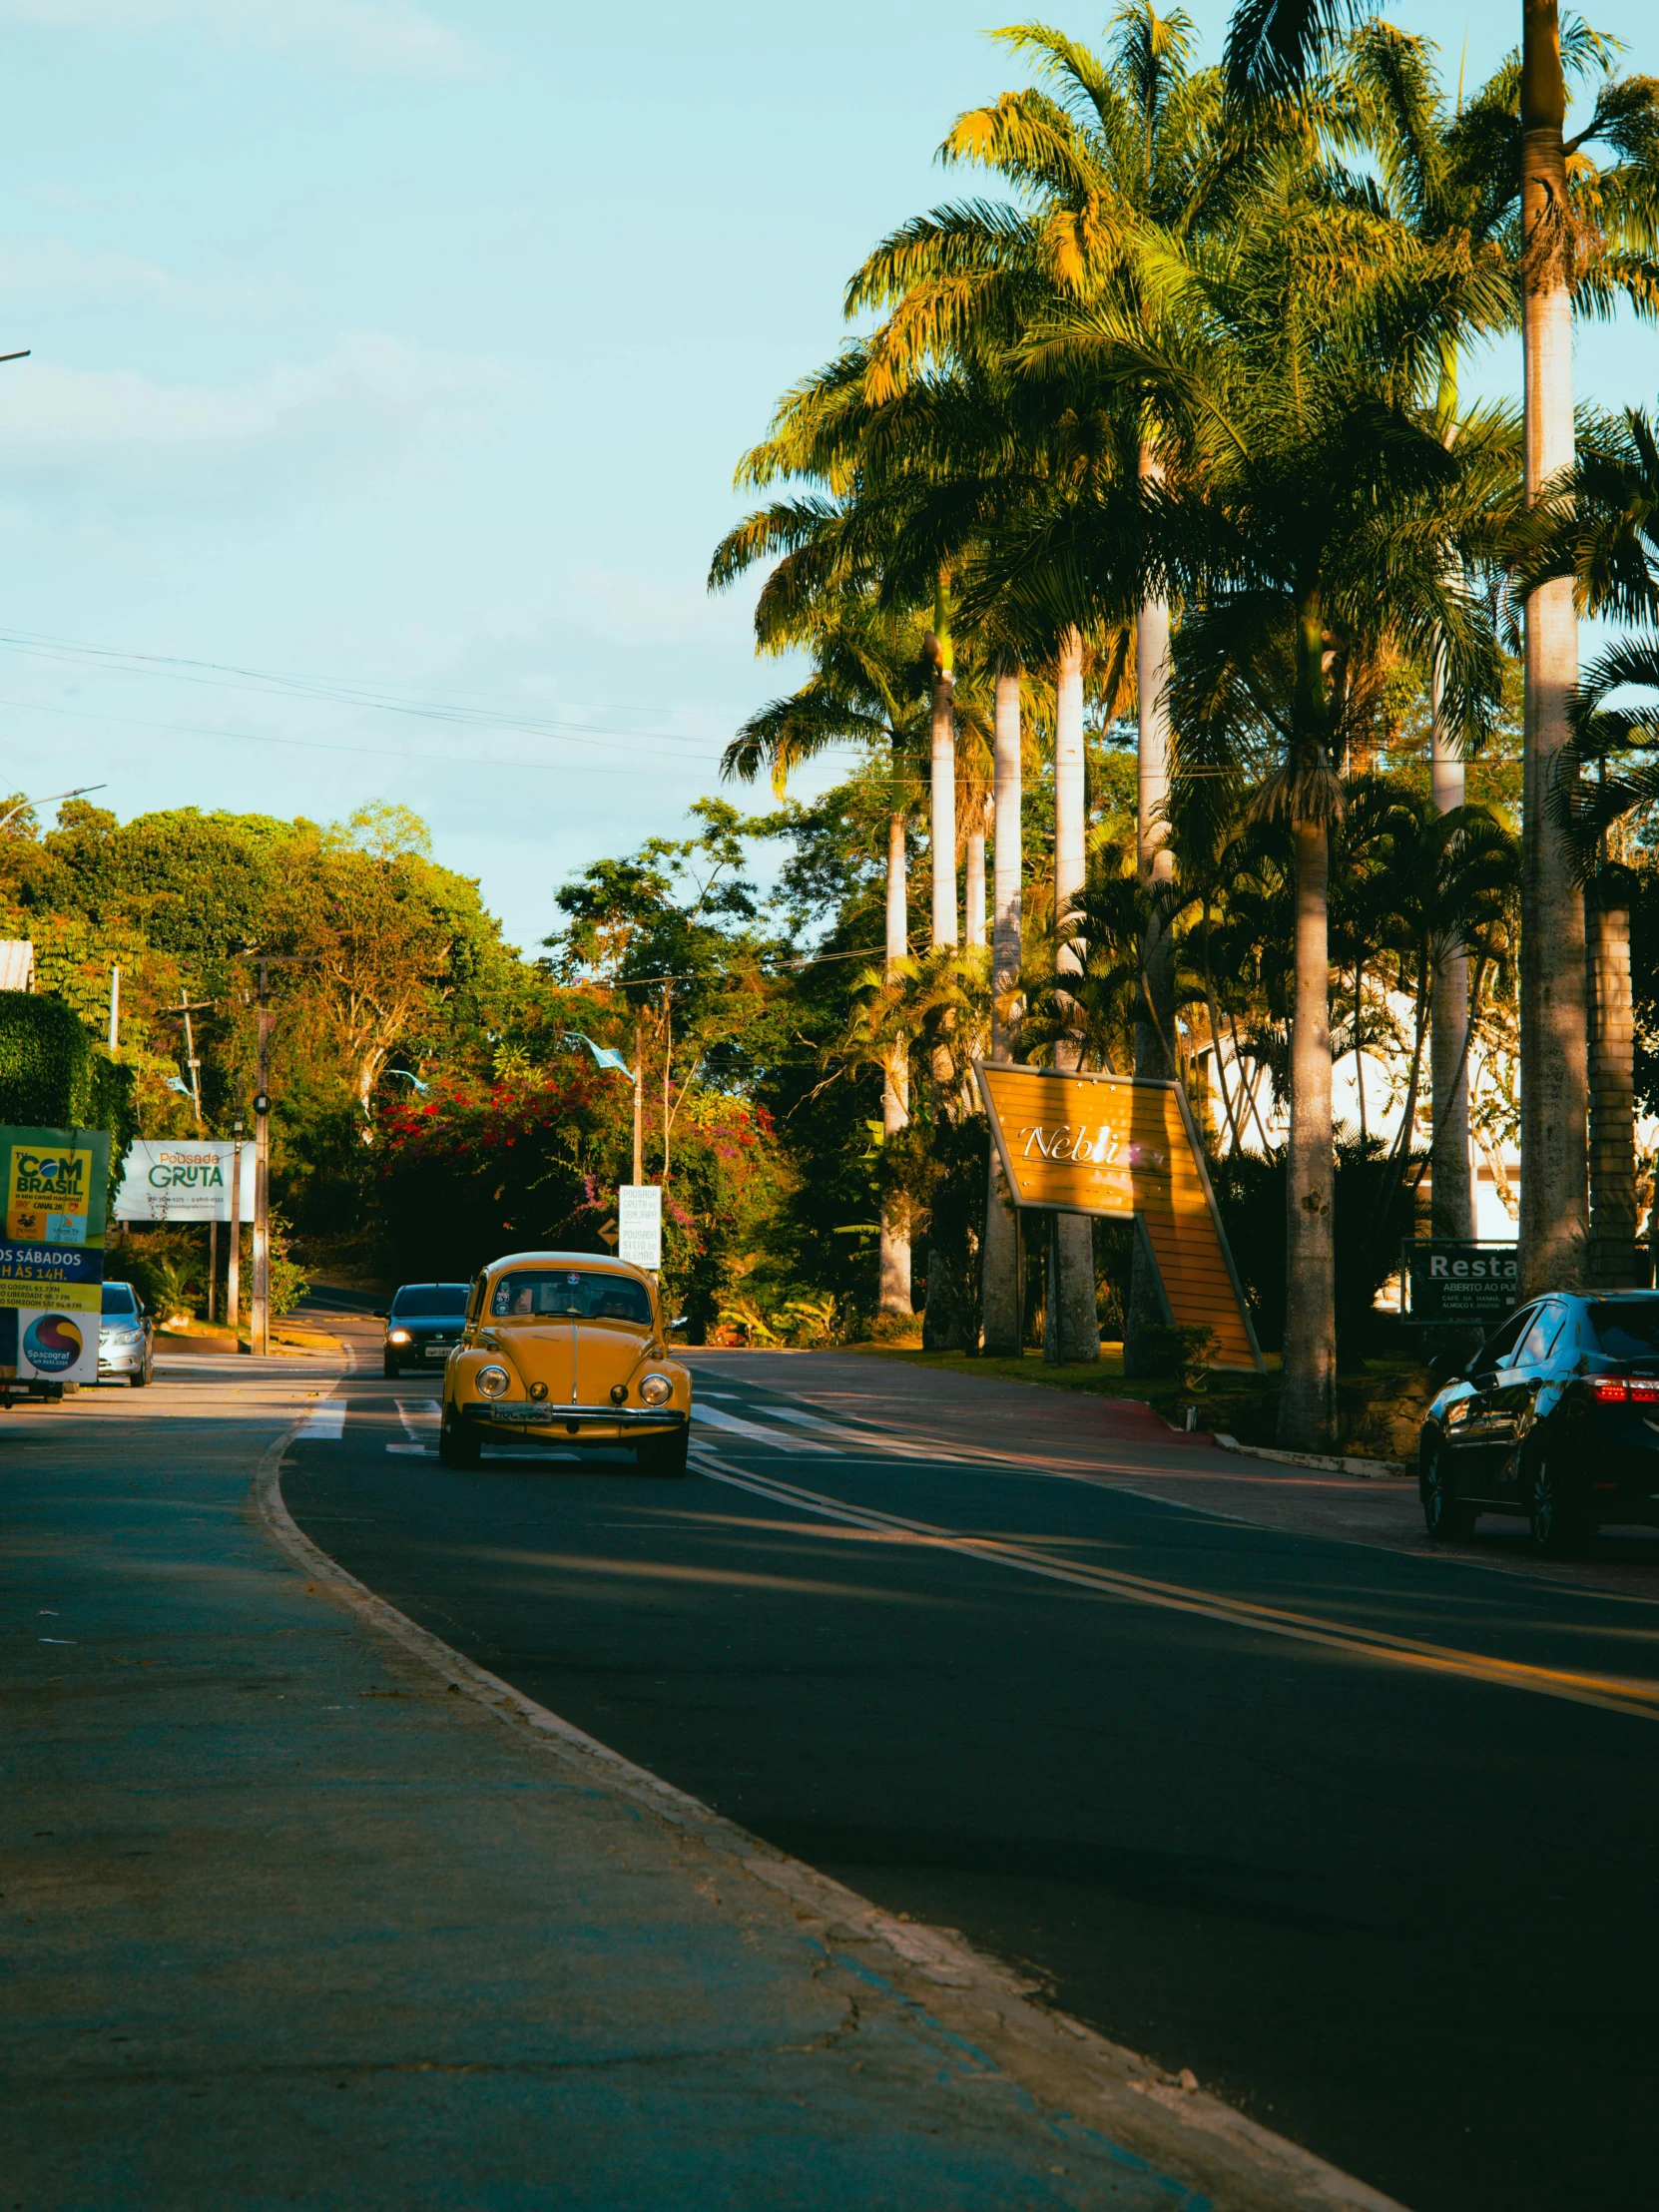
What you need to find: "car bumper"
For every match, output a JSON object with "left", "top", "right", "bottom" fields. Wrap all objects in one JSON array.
[
  {"left": 98, "top": 1344, "right": 145, "bottom": 1375},
  {"left": 459, "top": 1403, "right": 688, "bottom": 1442}
]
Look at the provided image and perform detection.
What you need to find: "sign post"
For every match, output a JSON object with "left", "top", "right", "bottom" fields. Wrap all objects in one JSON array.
[
  {"left": 1399, "top": 1242, "right": 1519, "bottom": 1330},
  {"left": 0, "top": 1124, "right": 110, "bottom": 1394},
  {"left": 617, "top": 1184, "right": 663, "bottom": 1272}
]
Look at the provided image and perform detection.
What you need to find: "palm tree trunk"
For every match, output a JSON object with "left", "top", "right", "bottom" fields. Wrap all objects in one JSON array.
[
  {"left": 928, "top": 585, "right": 958, "bottom": 951},
  {"left": 966, "top": 813, "right": 987, "bottom": 946},
  {"left": 1519, "top": 0, "right": 1589, "bottom": 1295},
  {"left": 1429, "top": 664, "right": 1475, "bottom": 1239},
  {"left": 1587, "top": 879, "right": 1637, "bottom": 1285},
  {"left": 1135, "top": 451, "right": 1176, "bottom": 1083},
  {"left": 982, "top": 670, "right": 1023, "bottom": 1354},
  {"left": 1280, "top": 818, "right": 1338, "bottom": 1447},
  {"left": 879, "top": 799, "right": 911, "bottom": 1317},
  {"left": 1125, "top": 463, "right": 1178, "bottom": 1373},
  {"left": 1049, "top": 627, "right": 1098, "bottom": 1365},
  {"left": 1278, "top": 592, "right": 1337, "bottom": 1450},
  {"left": 923, "top": 580, "right": 966, "bottom": 1349}
]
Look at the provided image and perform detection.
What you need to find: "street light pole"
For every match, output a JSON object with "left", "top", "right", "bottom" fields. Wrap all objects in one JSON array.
[
  {"left": 252, "top": 960, "right": 271, "bottom": 1358},
  {"left": 228, "top": 1116, "right": 244, "bottom": 1336}
]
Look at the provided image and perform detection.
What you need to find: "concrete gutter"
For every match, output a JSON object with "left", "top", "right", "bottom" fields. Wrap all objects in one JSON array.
[{"left": 1212, "top": 1433, "right": 1410, "bottom": 1481}]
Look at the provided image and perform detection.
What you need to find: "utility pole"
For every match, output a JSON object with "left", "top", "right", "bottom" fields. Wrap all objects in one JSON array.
[
  {"left": 228, "top": 1115, "right": 244, "bottom": 1336},
  {"left": 252, "top": 961, "right": 271, "bottom": 1358},
  {"left": 164, "top": 986, "right": 218, "bottom": 1323},
  {"left": 632, "top": 1016, "right": 644, "bottom": 1186}
]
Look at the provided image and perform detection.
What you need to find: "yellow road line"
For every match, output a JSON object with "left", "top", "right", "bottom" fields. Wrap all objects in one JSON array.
[{"left": 698, "top": 1458, "right": 1659, "bottom": 1724}]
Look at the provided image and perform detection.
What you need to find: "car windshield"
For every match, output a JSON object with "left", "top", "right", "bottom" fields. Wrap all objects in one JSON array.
[
  {"left": 100, "top": 1283, "right": 138, "bottom": 1317},
  {"left": 1589, "top": 1301, "right": 1659, "bottom": 1359},
  {"left": 489, "top": 1269, "right": 653, "bottom": 1325},
  {"left": 391, "top": 1285, "right": 470, "bottom": 1317}
]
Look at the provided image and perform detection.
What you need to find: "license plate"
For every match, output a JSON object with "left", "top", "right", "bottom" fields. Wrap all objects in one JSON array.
[{"left": 423, "top": 1345, "right": 448, "bottom": 1361}]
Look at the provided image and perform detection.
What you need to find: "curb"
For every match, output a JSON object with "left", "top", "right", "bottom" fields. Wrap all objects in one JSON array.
[
  {"left": 1213, "top": 1433, "right": 1410, "bottom": 1481},
  {"left": 249, "top": 1398, "right": 1409, "bottom": 2212}
]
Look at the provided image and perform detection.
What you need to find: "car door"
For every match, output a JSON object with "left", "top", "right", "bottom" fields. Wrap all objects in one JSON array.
[
  {"left": 1486, "top": 1301, "right": 1569, "bottom": 1500},
  {"left": 1448, "top": 1306, "right": 1537, "bottom": 1497}
]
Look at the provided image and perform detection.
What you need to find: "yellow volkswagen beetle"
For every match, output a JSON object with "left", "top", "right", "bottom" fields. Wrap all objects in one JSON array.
[{"left": 438, "top": 1251, "right": 692, "bottom": 1475}]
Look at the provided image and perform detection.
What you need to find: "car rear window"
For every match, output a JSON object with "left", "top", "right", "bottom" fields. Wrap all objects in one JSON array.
[
  {"left": 100, "top": 1283, "right": 138, "bottom": 1317},
  {"left": 1589, "top": 1301, "right": 1659, "bottom": 1358},
  {"left": 391, "top": 1285, "right": 470, "bottom": 1317},
  {"left": 489, "top": 1270, "right": 653, "bottom": 1325}
]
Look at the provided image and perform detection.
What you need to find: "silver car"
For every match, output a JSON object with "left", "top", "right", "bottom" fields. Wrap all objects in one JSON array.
[{"left": 98, "top": 1279, "right": 154, "bottom": 1386}]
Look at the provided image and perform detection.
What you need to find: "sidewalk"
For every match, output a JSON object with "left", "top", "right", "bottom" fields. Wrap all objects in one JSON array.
[{"left": 4, "top": 1351, "right": 1397, "bottom": 2211}]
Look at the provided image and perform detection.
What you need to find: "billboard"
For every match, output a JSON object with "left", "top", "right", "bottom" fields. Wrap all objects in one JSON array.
[
  {"left": 113, "top": 1138, "right": 254, "bottom": 1224},
  {"left": 974, "top": 1063, "right": 1264, "bottom": 1374},
  {"left": 0, "top": 1124, "right": 111, "bottom": 1385}
]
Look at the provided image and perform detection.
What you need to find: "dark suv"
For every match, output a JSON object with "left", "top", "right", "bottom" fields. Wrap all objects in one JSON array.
[
  {"left": 378, "top": 1283, "right": 470, "bottom": 1379},
  {"left": 1418, "top": 1290, "right": 1659, "bottom": 1554}
]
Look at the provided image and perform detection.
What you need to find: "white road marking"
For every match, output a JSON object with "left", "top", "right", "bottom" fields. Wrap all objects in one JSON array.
[
  {"left": 387, "top": 1443, "right": 433, "bottom": 1456},
  {"left": 699, "top": 1397, "right": 969, "bottom": 1466},
  {"left": 763, "top": 1404, "right": 882, "bottom": 1447},
  {"left": 299, "top": 1401, "right": 345, "bottom": 1440},
  {"left": 394, "top": 1397, "right": 441, "bottom": 1441},
  {"left": 689, "top": 1402, "right": 833, "bottom": 1452}
]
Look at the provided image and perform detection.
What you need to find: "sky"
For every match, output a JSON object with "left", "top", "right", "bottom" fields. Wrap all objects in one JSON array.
[{"left": 0, "top": 0, "right": 1653, "bottom": 953}]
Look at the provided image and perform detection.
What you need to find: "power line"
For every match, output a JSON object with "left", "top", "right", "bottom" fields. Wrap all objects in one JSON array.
[
  {"left": 0, "top": 691, "right": 841, "bottom": 780},
  {"left": 0, "top": 627, "right": 742, "bottom": 753}
]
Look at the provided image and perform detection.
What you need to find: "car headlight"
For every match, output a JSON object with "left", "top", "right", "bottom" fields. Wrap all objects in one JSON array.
[
  {"left": 388, "top": 1329, "right": 412, "bottom": 1345},
  {"left": 638, "top": 1373, "right": 673, "bottom": 1407},
  {"left": 103, "top": 1328, "right": 139, "bottom": 1346},
  {"left": 475, "top": 1364, "right": 511, "bottom": 1399}
]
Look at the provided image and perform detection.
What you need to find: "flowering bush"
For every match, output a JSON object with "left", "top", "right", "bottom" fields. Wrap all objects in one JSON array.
[{"left": 374, "top": 1067, "right": 789, "bottom": 1335}]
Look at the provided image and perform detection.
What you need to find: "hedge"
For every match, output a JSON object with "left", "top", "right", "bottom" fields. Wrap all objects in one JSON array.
[{"left": 0, "top": 989, "right": 138, "bottom": 1200}]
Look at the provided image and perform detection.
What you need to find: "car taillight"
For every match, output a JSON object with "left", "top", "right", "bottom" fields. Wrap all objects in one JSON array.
[{"left": 1585, "top": 1377, "right": 1659, "bottom": 1402}]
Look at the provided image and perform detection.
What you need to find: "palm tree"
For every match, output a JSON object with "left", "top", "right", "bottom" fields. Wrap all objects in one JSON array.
[
  {"left": 1221, "top": 0, "right": 1659, "bottom": 1301},
  {"left": 1520, "top": 403, "right": 1659, "bottom": 1279},
  {"left": 720, "top": 594, "right": 932, "bottom": 1317},
  {"left": 846, "top": 6, "right": 1267, "bottom": 1364},
  {"left": 1011, "top": 143, "right": 1513, "bottom": 1443}
]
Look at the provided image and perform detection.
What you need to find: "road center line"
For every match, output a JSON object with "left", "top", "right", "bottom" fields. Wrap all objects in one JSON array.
[{"left": 702, "top": 1464, "right": 1659, "bottom": 1724}]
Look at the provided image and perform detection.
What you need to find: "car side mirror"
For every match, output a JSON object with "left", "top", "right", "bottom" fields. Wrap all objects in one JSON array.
[
  {"left": 1426, "top": 1351, "right": 1464, "bottom": 1388},
  {"left": 371, "top": 1308, "right": 387, "bottom": 1319}
]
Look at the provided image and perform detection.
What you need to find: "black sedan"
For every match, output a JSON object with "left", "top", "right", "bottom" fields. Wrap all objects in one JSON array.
[
  {"left": 1419, "top": 1291, "right": 1659, "bottom": 1554},
  {"left": 376, "top": 1282, "right": 471, "bottom": 1379}
]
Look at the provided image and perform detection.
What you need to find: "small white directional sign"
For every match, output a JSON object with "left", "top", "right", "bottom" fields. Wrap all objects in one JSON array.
[{"left": 617, "top": 1183, "right": 662, "bottom": 1271}]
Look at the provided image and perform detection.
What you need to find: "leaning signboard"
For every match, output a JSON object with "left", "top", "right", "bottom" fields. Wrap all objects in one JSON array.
[
  {"left": 974, "top": 1063, "right": 1264, "bottom": 1374},
  {"left": 1399, "top": 1241, "right": 1519, "bottom": 1328},
  {"left": 0, "top": 1124, "right": 110, "bottom": 1388}
]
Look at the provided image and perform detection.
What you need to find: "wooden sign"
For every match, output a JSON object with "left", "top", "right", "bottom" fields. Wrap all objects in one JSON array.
[{"left": 974, "top": 1064, "right": 1264, "bottom": 1374}]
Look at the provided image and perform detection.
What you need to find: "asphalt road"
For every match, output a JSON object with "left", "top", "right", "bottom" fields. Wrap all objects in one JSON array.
[{"left": 281, "top": 1324, "right": 1659, "bottom": 2212}]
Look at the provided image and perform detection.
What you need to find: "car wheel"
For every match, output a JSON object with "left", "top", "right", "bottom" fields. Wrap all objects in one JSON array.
[
  {"left": 1420, "top": 1437, "right": 1475, "bottom": 1541},
  {"left": 636, "top": 1428, "right": 690, "bottom": 1477},
  {"left": 382, "top": 1355, "right": 400, "bottom": 1380},
  {"left": 128, "top": 1366, "right": 148, "bottom": 1388},
  {"left": 438, "top": 1403, "right": 481, "bottom": 1468},
  {"left": 1528, "top": 1450, "right": 1584, "bottom": 1557}
]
